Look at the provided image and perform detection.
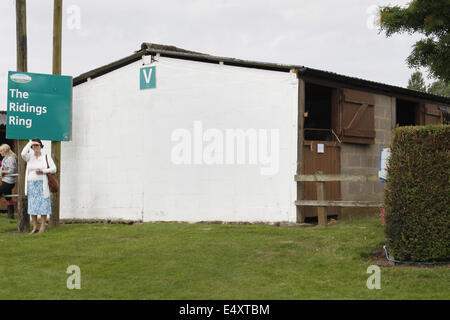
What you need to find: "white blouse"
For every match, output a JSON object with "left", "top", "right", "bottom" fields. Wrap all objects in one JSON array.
[
  {"left": 21, "top": 140, "right": 57, "bottom": 198},
  {"left": 26, "top": 155, "right": 47, "bottom": 181}
]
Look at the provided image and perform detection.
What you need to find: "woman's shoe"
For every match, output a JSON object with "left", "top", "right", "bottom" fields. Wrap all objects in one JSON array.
[{"left": 29, "top": 229, "right": 39, "bottom": 234}]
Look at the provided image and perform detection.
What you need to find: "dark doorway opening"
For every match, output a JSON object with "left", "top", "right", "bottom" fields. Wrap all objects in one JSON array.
[
  {"left": 396, "top": 99, "right": 418, "bottom": 126},
  {"left": 304, "top": 83, "right": 333, "bottom": 141}
]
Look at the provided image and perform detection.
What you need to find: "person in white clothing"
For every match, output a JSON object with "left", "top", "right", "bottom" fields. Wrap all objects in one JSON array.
[{"left": 21, "top": 138, "right": 57, "bottom": 234}]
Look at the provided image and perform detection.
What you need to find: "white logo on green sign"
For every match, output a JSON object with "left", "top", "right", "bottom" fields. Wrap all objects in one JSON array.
[
  {"left": 140, "top": 66, "right": 156, "bottom": 90},
  {"left": 10, "top": 73, "right": 32, "bottom": 83},
  {"left": 6, "top": 71, "right": 72, "bottom": 141}
]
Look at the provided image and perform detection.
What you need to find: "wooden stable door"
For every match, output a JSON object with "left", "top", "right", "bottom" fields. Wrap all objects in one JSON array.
[
  {"left": 416, "top": 103, "right": 443, "bottom": 125},
  {"left": 302, "top": 141, "right": 341, "bottom": 218}
]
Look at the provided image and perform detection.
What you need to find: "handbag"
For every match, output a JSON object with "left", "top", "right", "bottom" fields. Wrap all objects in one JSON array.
[{"left": 45, "top": 154, "right": 59, "bottom": 193}]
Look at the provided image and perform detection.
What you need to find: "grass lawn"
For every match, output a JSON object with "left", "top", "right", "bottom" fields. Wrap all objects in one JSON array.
[{"left": 0, "top": 214, "right": 448, "bottom": 300}]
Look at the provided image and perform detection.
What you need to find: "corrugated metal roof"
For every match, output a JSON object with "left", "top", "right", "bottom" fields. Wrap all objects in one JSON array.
[{"left": 73, "top": 42, "right": 450, "bottom": 105}]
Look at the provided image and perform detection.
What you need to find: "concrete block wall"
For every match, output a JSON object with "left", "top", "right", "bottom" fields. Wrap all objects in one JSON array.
[{"left": 340, "top": 94, "right": 394, "bottom": 217}]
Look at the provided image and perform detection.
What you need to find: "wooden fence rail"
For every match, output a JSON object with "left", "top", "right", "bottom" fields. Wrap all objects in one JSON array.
[{"left": 295, "top": 172, "right": 383, "bottom": 226}]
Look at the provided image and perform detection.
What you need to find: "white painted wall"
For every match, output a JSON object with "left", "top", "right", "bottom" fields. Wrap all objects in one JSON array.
[{"left": 61, "top": 56, "right": 298, "bottom": 223}]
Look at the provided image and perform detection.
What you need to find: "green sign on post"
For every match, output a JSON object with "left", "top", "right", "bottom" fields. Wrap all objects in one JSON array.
[{"left": 6, "top": 71, "right": 72, "bottom": 141}]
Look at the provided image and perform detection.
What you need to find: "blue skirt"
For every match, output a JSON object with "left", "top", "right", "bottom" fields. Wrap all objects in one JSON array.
[{"left": 28, "top": 180, "right": 51, "bottom": 216}]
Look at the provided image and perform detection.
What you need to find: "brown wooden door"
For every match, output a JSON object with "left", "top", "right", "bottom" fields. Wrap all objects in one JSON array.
[
  {"left": 416, "top": 103, "right": 443, "bottom": 125},
  {"left": 302, "top": 140, "right": 341, "bottom": 218},
  {"left": 340, "top": 89, "right": 375, "bottom": 144},
  {"left": 424, "top": 104, "right": 442, "bottom": 124}
]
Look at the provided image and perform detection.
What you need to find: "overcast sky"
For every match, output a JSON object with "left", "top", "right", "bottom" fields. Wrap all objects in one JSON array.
[{"left": 1, "top": 0, "right": 426, "bottom": 109}]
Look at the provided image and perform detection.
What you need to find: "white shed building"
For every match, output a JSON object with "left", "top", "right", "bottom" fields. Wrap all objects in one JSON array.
[{"left": 61, "top": 43, "right": 299, "bottom": 223}]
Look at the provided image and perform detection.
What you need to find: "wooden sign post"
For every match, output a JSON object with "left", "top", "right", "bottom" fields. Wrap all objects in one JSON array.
[
  {"left": 15, "top": 0, "right": 29, "bottom": 233},
  {"left": 50, "top": 0, "right": 62, "bottom": 227}
]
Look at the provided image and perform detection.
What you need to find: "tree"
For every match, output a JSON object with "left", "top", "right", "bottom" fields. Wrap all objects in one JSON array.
[
  {"left": 407, "top": 71, "right": 450, "bottom": 97},
  {"left": 379, "top": 0, "right": 450, "bottom": 82},
  {"left": 427, "top": 79, "right": 450, "bottom": 97},
  {"left": 407, "top": 71, "right": 427, "bottom": 92}
]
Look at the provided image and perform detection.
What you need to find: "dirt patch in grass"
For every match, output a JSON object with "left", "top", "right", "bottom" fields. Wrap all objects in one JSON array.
[{"left": 366, "top": 247, "right": 395, "bottom": 267}]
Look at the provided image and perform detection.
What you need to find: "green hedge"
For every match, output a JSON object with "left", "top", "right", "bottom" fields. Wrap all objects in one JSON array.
[{"left": 385, "top": 125, "right": 450, "bottom": 262}]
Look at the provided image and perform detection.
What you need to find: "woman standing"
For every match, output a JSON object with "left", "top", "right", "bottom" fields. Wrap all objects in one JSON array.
[
  {"left": 21, "top": 139, "right": 57, "bottom": 234},
  {"left": 0, "top": 144, "right": 18, "bottom": 218}
]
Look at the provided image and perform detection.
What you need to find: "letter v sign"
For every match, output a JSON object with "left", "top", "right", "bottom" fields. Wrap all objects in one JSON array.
[{"left": 140, "top": 66, "right": 156, "bottom": 90}]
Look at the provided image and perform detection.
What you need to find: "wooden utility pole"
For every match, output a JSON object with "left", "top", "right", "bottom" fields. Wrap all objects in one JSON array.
[
  {"left": 50, "top": 0, "right": 62, "bottom": 227},
  {"left": 16, "top": 0, "right": 29, "bottom": 232}
]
